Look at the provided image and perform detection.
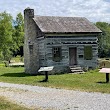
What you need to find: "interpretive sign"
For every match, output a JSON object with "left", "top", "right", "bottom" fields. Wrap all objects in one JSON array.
[
  {"left": 99, "top": 68, "right": 110, "bottom": 73},
  {"left": 38, "top": 66, "right": 54, "bottom": 82},
  {"left": 38, "top": 66, "right": 54, "bottom": 72}
]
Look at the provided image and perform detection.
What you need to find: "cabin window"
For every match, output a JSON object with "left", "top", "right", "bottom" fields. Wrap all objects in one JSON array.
[
  {"left": 52, "top": 47, "right": 62, "bottom": 62},
  {"left": 84, "top": 46, "right": 92, "bottom": 60},
  {"left": 79, "top": 55, "right": 83, "bottom": 58}
]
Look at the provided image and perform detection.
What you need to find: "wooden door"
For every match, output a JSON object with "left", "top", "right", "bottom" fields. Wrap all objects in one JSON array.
[{"left": 69, "top": 48, "right": 77, "bottom": 66}]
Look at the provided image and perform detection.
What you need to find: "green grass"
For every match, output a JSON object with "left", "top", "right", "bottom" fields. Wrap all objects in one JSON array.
[
  {"left": 0, "top": 63, "right": 5, "bottom": 67},
  {"left": 0, "top": 96, "right": 31, "bottom": 110},
  {"left": 0, "top": 67, "right": 110, "bottom": 93}
]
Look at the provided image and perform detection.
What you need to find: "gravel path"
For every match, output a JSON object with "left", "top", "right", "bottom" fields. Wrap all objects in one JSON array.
[{"left": 0, "top": 82, "right": 110, "bottom": 110}]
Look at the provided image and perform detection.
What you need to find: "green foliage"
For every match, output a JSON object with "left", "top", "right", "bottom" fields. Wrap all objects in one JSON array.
[
  {"left": 13, "top": 13, "right": 24, "bottom": 49},
  {"left": 0, "top": 12, "right": 24, "bottom": 62},
  {"left": 12, "top": 55, "right": 24, "bottom": 62},
  {"left": 95, "top": 22, "right": 110, "bottom": 57},
  {"left": 0, "top": 11, "right": 13, "bottom": 61},
  {"left": 12, "top": 13, "right": 24, "bottom": 56}
]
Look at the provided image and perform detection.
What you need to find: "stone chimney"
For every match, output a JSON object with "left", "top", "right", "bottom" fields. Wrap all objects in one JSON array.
[
  {"left": 24, "top": 8, "right": 39, "bottom": 74},
  {"left": 24, "top": 7, "right": 34, "bottom": 18},
  {"left": 24, "top": 8, "right": 34, "bottom": 32}
]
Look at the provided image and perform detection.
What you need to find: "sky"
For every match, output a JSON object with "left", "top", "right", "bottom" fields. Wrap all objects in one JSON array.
[{"left": 0, "top": 0, "right": 110, "bottom": 23}]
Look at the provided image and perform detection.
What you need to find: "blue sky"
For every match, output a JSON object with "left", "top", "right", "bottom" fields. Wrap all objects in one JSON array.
[{"left": 0, "top": 0, "right": 110, "bottom": 23}]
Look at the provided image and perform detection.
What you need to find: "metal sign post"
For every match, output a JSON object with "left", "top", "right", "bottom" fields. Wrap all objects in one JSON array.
[
  {"left": 99, "top": 68, "right": 110, "bottom": 83},
  {"left": 106, "top": 73, "right": 109, "bottom": 83}
]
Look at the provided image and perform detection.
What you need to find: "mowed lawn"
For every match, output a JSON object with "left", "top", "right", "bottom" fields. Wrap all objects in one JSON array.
[{"left": 0, "top": 67, "right": 110, "bottom": 93}]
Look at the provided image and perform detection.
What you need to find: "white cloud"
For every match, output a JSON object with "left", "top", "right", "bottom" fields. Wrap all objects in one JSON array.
[{"left": 0, "top": 0, "right": 110, "bottom": 23}]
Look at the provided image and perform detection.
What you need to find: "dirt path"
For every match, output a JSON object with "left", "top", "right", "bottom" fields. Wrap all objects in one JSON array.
[{"left": 0, "top": 82, "right": 110, "bottom": 110}]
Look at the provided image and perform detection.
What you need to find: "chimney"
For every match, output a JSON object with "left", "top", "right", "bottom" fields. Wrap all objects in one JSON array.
[
  {"left": 24, "top": 8, "right": 35, "bottom": 74},
  {"left": 24, "top": 7, "right": 34, "bottom": 18},
  {"left": 24, "top": 8, "right": 40, "bottom": 74}
]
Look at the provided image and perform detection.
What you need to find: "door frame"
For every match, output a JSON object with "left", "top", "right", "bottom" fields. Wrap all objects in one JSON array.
[{"left": 69, "top": 47, "right": 77, "bottom": 66}]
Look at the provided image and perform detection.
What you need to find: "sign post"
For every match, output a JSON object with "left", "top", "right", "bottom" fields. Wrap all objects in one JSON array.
[
  {"left": 99, "top": 68, "right": 110, "bottom": 83},
  {"left": 106, "top": 73, "right": 109, "bottom": 83},
  {"left": 44, "top": 71, "right": 48, "bottom": 82},
  {"left": 38, "top": 66, "right": 54, "bottom": 82}
]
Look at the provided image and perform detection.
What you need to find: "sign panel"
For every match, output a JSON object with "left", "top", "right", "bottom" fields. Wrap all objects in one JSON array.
[
  {"left": 99, "top": 68, "right": 110, "bottom": 73},
  {"left": 38, "top": 66, "right": 54, "bottom": 72}
]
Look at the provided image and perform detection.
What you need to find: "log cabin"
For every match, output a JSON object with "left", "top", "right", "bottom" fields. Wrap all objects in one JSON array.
[{"left": 24, "top": 8, "right": 102, "bottom": 74}]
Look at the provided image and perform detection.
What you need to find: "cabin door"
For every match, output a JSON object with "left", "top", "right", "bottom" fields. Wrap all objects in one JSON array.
[{"left": 69, "top": 48, "right": 77, "bottom": 66}]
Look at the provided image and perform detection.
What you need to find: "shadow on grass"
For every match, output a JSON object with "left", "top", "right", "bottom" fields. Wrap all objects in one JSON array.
[
  {"left": 0, "top": 72, "right": 34, "bottom": 77},
  {"left": 96, "top": 81, "right": 109, "bottom": 84},
  {"left": 38, "top": 79, "right": 49, "bottom": 83}
]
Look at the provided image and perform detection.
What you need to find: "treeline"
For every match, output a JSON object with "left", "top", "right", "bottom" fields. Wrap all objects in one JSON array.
[
  {"left": 0, "top": 11, "right": 110, "bottom": 62},
  {"left": 95, "top": 22, "right": 110, "bottom": 58},
  {"left": 0, "top": 11, "right": 24, "bottom": 62}
]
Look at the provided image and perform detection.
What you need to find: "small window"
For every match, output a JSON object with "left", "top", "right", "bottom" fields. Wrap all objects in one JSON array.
[
  {"left": 52, "top": 47, "right": 62, "bottom": 62},
  {"left": 79, "top": 55, "right": 83, "bottom": 58},
  {"left": 84, "top": 46, "right": 92, "bottom": 60}
]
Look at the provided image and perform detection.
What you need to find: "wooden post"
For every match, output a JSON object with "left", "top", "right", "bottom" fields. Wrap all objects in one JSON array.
[{"left": 106, "top": 73, "right": 109, "bottom": 83}]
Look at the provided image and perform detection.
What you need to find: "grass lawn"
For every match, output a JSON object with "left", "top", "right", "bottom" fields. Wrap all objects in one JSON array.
[
  {"left": 0, "top": 96, "right": 31, "bottom": 110},
  {"left": 0, "top": 67, "right": 110, "bottom": 93}
]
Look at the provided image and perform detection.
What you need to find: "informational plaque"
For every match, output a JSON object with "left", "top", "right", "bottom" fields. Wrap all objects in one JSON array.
[
  {"left": 99, "top": 68, "right": 110, "bottom": 73},
  {"left": 38, "top": 66, "right": 54, "bottom": 72},
  {"left": 38, "top": 66, "right": 54, "bottom": 82}
]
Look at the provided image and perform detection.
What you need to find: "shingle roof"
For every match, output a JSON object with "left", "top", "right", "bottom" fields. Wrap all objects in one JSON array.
[{"left": 33, "top": 15, "right": 101, "bottom": 33}]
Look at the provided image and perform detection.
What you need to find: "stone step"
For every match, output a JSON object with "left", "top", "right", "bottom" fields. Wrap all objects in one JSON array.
[
  {"left": 70, "top": 71, "right": 84, "bottom": 74},
  {"left": 71, "top": 70, "right": 84, "bottom": 74},
  {"left": 71, "top": 69, "right": 83, "bottom": 72},
  {"left": 69, "top": 65, "right": 84, "bottom": 74},
  {"left": 70, "top": 67, "right": 82, "bottom": 70}
]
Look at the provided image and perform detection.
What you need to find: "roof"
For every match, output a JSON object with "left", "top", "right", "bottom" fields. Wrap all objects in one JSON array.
[{"left": 33, "top": 15, "right": 102, "bottom": 33}]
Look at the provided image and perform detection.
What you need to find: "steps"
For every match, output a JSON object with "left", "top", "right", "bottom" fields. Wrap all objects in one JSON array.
[{"left": 69, "top": 65, "right": 84, "bottom": 74}]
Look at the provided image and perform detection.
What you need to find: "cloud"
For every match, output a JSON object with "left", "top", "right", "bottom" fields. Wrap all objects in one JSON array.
[{"left": 0, "top": 0, "right": 110, "bottom": 23}]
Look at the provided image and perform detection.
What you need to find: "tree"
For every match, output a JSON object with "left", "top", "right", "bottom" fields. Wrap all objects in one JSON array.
[
  {"left": 0, "top": 11, "right": 13, "bottom": 62},
  {"left": 13, "top": 13, "right": 24, "bottom": 57},
  {"left": 0, "top": 12, "right": 24, "bottom": 64},
  {"left": 95, "top": 22, "right": 110, "bottom": 57}
]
